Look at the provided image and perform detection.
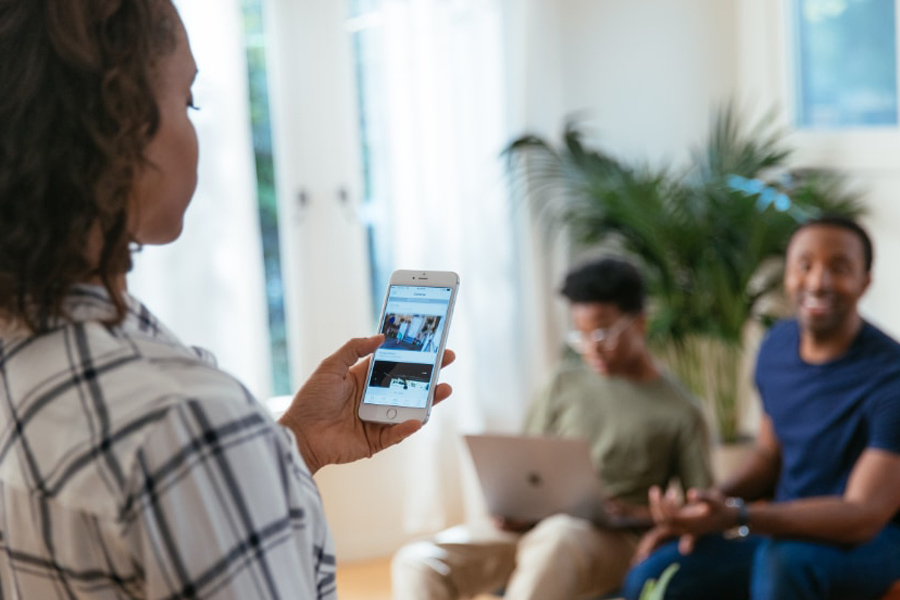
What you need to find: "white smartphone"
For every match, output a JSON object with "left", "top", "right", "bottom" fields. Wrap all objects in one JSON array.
[{"left": 358, "top": 269, "right": 460, "bottom": 425}]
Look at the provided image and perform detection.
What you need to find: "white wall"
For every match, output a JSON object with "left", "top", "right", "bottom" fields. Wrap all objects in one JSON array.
[{"left": 554, "top": 0, "right": 739, "bottom": 165}]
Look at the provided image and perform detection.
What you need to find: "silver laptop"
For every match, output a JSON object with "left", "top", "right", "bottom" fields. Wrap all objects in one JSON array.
[{"left": 463, "top": 433, "right": 640, "bottom": 528}]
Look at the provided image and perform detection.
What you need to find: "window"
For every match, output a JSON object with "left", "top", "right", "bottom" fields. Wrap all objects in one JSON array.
[
  {"left": 241, "top": 0, "right": 289, "bottom": 395},
  {"left": 793, "top": 0, "right": 898, "bottom": 128}
]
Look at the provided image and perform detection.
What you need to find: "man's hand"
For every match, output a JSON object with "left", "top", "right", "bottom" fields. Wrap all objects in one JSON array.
[
  {"left": 648, "top": 485, "right": 739, "bottom": 554},
  {"left": 604, "top": 498, "right": 653, "bottom": 527},
  {"left": 277, "top": 335, "right": 455, "bottom": 474}
]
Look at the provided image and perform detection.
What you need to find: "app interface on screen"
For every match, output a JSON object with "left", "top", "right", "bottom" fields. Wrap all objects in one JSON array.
[{"left": 362, "top": 284, "right": 453, "bottom": 408}]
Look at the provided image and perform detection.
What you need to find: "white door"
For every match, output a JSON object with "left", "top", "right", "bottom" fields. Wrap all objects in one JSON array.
[{"left": 264, "top": 0, "right": 373, "bottom": 385}]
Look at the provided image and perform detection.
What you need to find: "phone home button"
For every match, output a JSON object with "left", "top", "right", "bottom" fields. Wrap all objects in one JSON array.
[{"left": 386, "top": 408, "right": 398, "bottom": 420}]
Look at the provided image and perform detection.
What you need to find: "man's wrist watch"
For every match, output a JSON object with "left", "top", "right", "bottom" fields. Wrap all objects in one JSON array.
[{"left": 724, "top": 497, "right": 750, "bottom": 538}]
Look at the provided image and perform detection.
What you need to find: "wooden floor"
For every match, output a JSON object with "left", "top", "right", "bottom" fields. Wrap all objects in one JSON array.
[
  {"left": 335, "top": 557, "right": 392, "bottom": 600},
  {"left": 336, "top": 557, "right": 496, "bottom": 600}
]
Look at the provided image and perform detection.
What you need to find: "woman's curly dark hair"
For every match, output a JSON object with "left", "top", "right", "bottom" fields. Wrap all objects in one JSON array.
[{"left": 0, "top": 0, "right": 178, "bottom": 331}]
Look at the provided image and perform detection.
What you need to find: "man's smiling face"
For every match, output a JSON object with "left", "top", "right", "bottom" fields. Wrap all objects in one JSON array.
[{"left": 784, "top": 224, "right": 871, "bottom": 340}]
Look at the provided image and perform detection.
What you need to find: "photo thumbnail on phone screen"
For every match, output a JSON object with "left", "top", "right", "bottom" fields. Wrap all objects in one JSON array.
[{"left": 362, "top": 284, "right": 453, "bottom": 409}]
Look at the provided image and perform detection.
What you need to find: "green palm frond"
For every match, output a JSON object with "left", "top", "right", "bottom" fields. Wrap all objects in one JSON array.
[{"left": 693, "top": 102, "right": 790, "bottom": 181}]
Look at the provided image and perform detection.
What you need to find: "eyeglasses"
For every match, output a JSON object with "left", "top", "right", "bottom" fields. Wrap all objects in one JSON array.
[{"left": 566, "top": 317, "right": 633, "bottom": 353}]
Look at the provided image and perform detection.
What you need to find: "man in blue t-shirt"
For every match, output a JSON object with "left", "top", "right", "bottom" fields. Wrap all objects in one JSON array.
[{"left": 623, "top": 216, "right": 900, "bottom": 600}]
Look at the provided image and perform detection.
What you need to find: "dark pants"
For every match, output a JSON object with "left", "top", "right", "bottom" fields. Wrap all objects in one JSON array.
[{"left": 623, "top": 525, "right": 900, "bottom": 600}]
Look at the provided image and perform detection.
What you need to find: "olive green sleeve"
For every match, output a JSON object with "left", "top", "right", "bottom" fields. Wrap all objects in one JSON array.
[
  {"left": 676, "top": 409, "right": 715, "bottom": 491},
  {"left": 521, "top": 375, "right": 559, "bottom": 435}
]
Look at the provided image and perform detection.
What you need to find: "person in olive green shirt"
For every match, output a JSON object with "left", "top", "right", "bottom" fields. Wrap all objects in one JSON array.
[{"left": 392, "top": 257, "right": 713, "bottom": 600}]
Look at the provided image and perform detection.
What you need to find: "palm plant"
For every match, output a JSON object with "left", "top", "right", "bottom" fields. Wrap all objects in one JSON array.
[{"left": 506, "top": 104, "right": 865, "bottom": 442}]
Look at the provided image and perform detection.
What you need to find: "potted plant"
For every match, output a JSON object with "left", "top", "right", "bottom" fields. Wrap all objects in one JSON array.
[{"left": 505, "top": 104, "right": 865, "bottom": 443}]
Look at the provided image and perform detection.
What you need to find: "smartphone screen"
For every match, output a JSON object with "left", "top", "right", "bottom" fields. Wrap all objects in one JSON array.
[{"left": 361, "top": 284, "right": 454, "bottom": 409}]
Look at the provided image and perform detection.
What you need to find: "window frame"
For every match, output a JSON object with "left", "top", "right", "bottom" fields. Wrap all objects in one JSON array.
[{"left": 737, "top": 0, "right": 900, "bottom": 170}]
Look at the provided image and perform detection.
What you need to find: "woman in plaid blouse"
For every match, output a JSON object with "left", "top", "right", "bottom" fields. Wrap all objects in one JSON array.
[{"left": 0, "top": 1, "right": 453, "bottom": 598}]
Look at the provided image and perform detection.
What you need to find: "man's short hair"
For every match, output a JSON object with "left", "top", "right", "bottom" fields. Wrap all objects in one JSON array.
[
  {"left": 560, "top": 257, "right": 645, "bottom": 314},
  {"left": 790, "top": 215, "right": 873, "bottom": 273}
]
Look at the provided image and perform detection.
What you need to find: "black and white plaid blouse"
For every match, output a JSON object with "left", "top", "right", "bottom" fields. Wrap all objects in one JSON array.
[{"left": 0, "top": 286, "right": 336, "bottom": 599}]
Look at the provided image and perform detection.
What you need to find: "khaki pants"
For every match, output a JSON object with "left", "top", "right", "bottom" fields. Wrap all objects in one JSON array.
[{"left": 391, "top": 514, "right": 639, "bottom": 600}]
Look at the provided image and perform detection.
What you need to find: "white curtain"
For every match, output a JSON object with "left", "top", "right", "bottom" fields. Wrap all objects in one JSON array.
[
  {"left": 501, "top": 0, "right": 571, "bottom": 401},
  {"left": 363, "top": 0, "right": 562, "bottom": 534},
  {"left": 129, "top": 0, "right": 272, "bottom": 400}
]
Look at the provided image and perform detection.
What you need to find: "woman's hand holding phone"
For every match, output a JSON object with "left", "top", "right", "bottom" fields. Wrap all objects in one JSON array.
[
  {"left": 277, "top": 334, "right": 455, "bottom": 474},
  {"left": 358, "top": 270, "right": 460, "bottom": 424}
]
